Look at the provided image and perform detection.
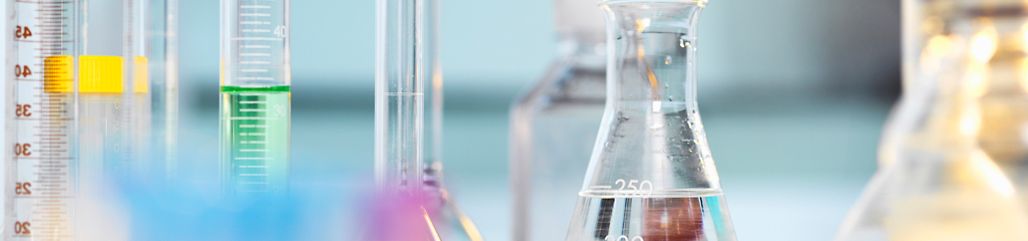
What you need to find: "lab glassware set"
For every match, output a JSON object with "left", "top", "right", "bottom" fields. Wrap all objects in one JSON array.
[{"left": 3, "top": 0, "right": 1027, "bottom": 240}]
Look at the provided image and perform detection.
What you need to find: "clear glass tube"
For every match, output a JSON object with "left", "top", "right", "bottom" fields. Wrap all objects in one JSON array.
[
  {"left": 375, "top": 0, "right": 425, "bottom": 192},
  {"left": 6, "top": 0, "right": 153, "bottom": 239},
  {"left": 147, "top": 0, "right": 179, "bottom": 180},
  {"left": 837, "top": 1, "right": 1028, "bottom": 240},
  {"left": 565, "top": 1, "right": 737, "bottom": 240},
  {"left": 374, "top": 0, "right": 481, "bottom": 238},
  {"left": 417, "top": 0, "right": 482, "bottom": 238},
  {"left": 510, "top": 0, "right": 607, "bottom": 240},
  {"left": 78, "top": 0, "right": 148, "bottom": 239},
  {"left": 6, "top": 0, "right": 79, "bottom": 239},
  {"left": 220, "top": 0, "right": 291, "bottom": 195}
]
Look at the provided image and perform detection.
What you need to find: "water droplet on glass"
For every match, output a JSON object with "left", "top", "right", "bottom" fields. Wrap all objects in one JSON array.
[
  {"left": 680, "top": 37, "right": 690, "bottom": 48},
  {"left": 664, "top": 56, "right": 672, "bottom": 65},
  {"left": 616, "top": 35, "right": 623, "bottom": 40}
]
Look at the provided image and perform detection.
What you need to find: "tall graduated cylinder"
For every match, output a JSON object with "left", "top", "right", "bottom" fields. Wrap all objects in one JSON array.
[
  {"left": 6, "top": 0, "right": 80, "bottom": 240},
  {"left": 220, "top": 0, "right": 291, "bottom": 194},
  {"left": 4, "top": 0, "right": 157, "bottom": 240},
  {"left": 565, "top": 1, "right": 737, "bottom": 241}
]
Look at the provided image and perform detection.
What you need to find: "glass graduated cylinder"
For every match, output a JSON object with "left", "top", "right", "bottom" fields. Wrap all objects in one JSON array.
[{"left": 221, "top": 86, "right": 290, "bottom": 194}]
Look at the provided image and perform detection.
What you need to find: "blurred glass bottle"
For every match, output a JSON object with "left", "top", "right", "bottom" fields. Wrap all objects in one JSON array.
[
  {"left": 509, "top": 0, "right": 606, "bottom": 240},
  {"left": 881, "top": 0, "right": 947, "bottom": 167},
  {"left": 837, "top": 1, "right": 1028, "bottom": 240}
]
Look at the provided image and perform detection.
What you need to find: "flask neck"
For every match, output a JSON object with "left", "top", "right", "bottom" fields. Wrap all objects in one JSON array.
[
  {"left": 603, "top": 2, "right": 703, "bottom": 111},
  {"left": 897, "top": 7, "right": 1028, "bottom": 147}
]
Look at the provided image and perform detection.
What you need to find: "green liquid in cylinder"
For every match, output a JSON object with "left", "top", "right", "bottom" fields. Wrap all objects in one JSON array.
[{"left": 221, "top": 85, "right": 290, "bottom": 194}]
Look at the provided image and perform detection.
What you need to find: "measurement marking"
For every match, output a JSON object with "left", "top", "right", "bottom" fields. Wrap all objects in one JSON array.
[
  {"left": 242, "top": 28, "right": 272, "bottom": 33},
  {"left": 240, "top": 52, "right": 272, "bottom": 57},
  {"left": 230, "top": 116, "right": 269, "bottom": 120},
  {"left": 240, "top": 13, "right": 271, "bottom": 17},
  {"left": 238, "top": 182, "right": 269, "bottom": 185},
  {"left": 234, "top": 37, "right": 282, "bottom": 41},
  {"left": 240, "top": 61, "right": 271, "bottom": 65},
  {"left": 240, "top": 68, "right": 269, "bottom": 73},
  {"left": 235, "top": 157, "right": 268, "bottom": 160},
  {"left": 237, "top": 77, "right": 275, "bottom": 81},
  {"left": 590, "top": 185, "right": 613, "bottom": 189}
]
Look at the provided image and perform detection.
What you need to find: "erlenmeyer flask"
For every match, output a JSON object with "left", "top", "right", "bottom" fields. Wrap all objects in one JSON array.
[
  {"left": 836, "top": 1, "right": 1028, "bottom": 240},
  {"left": 565, "top": 1, "right": 737, "bottom": 241},
  {"left": 509, "top": 0, "right": 606, "bottom": 240}
]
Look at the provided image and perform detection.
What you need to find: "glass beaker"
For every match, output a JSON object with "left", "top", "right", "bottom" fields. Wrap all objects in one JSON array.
[
  {"left": 565, "top": 1, "right": 737, "bottom": 241},
  {"left": 837, "top": 1, "right": 1028, "bottom": 240},
  {"left": 509, "top": 0, "right": 606, "bottom": 240}
]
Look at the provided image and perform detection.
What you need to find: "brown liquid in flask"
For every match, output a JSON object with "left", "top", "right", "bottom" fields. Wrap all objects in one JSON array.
[{"left": 644, "top": 198, "right": 704, "bottom": 241}]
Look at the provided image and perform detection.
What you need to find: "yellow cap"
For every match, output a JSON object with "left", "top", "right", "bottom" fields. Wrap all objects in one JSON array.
[
  {"left": 43, "top": 55, "right": 150, "bottom": 94},
  {"left": 134, "top": 56, "right": 149, "bottom": 93},
  {"left": 43, "top": 55, "right": 73, "bottom": 93}
]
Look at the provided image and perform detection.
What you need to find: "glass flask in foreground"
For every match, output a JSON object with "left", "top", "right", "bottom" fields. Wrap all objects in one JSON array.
[
  {"left": 565, "top": 1, "right": 737, "bottom": 240},
  {"left": 509, "top": 0, "right": 606, "bottom": 239},
  {"left": 836, "top": 1, "right": 1028, "bottom": 240}
]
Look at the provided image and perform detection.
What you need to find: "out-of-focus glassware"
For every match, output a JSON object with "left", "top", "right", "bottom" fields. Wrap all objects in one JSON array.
[
  {"left": 370, "top": 0, "right": 480, "bottom": 240},
  {"left": 837, "top": 1, "right": 1028, "bottom": 240},
  {"left": 883, "top": 0, "right": 953, "bottom": 167},
  {"left": 421, "top": 0, "right": 483, "bottom": 239},
  {"left": 5, "top": 1, "right": 81, "bottom": 238},
  {"left": 5, "top": 0, "right": 156, "bottom": 239},
  {"left": 564, "top": 1, "right": 737, "bottom": 240},
  {"left": 509, "top": 0, "right": 606, "bottom": 239},
  {"left": 148, "top": 0, "right": 180, "bottom": 180}
]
